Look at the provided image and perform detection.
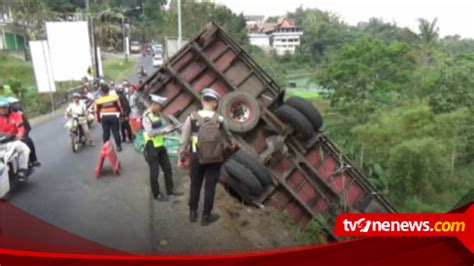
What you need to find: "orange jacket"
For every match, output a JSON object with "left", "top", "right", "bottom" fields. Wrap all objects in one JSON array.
[
  {"left": 0, "top": 111, "right": 25, "bottom": 138},
  {"left": 94, "top": 94, "right": 123, "bottom": 121}
]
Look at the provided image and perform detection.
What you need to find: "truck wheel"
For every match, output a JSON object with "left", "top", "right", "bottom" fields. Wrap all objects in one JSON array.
[
  {"left": 274, "top": 105, "right": 314, "bottom": 140},
  {"left": 219, "top": 92, "right": 260, "bottom": 133},
  {"left": 221, "top": 168, "right": 253, "bottom": 200},
  {"left": 224, "top": 159, "right": 263, "bottom": 196},
  {"left": 286, "top": 96, "right": 323, "bottom": 131},
  {"left": 232, "top": 149, "right": 273, "bottom": 187}
]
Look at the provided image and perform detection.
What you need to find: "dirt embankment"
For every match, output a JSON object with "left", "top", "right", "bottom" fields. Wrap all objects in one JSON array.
[{"left": 148, "top": 166, "right": 299, "bottom": 254}]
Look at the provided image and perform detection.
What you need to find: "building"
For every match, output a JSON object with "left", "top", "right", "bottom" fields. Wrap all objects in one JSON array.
[
  {"left": 244, "top": 15, "right": 264, "bottom": 25},
  {"left": 0, "top": 4, "right": 28, "bottom": 52},
  {"left": 246, "top": 17, "right": 303, "bottom": 55}
]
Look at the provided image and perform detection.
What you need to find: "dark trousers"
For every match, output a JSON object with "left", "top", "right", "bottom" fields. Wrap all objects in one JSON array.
[
  {"left": 144, "top": 143, "right": 174, "bottom": 197},
  {"left": 101, "top": 115, "right": 121, "bottom": 148},
  {"left": 22, "top": 135, "right": 38, "bottom": 163},
  {"left": 121, "top": 118, "right": 133, "bottom": 142},
  {"left": 189, "top": 153, "right": 221, "bottom": 215}
]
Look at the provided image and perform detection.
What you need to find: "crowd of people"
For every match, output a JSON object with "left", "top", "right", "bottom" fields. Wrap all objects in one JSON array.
[{"left": 0, "top": 77, "right": 234, "bottom": 227}]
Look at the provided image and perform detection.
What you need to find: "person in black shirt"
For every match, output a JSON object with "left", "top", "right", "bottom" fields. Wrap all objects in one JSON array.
[{"left": 116, "top": 85, "right": 133, "bottom": 142}]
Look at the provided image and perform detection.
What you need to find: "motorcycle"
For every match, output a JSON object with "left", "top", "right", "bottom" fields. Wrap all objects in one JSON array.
[
  {"left": 136, "top": 67, "right": 148, "bottom": 78},
  {"left": 0, "top": 133, "right": 34, "bottom": 200},
  {"left": 79, "top": 98, "right": 95, "bottom": 128},
  {"left": 68, "top": 114, "right": 86, "bottom": 153}
]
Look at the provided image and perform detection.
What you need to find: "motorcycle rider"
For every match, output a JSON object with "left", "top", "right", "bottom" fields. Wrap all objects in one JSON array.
[
  {"left": 137, "top": 66, "right": 147, "bottom": 77},
  {"left": 65, "top": 93, "right": 95, "bottom": 146},
  {"left": 9, "top": 97, "right": 41, "bottom": 167},
  {"left": 0, "top": 97, "right": 30, "bottom": 180}
]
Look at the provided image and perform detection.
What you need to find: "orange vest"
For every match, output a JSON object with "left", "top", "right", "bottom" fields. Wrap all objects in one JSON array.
[{"left": 95, "top": 95, "right": 122, "bottom": 118}]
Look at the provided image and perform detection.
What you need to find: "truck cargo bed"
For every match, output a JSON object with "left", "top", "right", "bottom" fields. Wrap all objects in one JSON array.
[{"left": 139, "top": 22, "right": 396, "bottom": 240}]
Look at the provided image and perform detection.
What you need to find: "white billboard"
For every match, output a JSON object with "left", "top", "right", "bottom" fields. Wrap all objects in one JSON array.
[
  {"left": 29, "top": 40, "right": 56, "bottom": 93},
  {"left": 46, "top": 21, "right": 92, "bottom": 82}
]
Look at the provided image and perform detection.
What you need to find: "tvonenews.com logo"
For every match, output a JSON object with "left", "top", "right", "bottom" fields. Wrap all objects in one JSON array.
[
  {"left": 333, "top": 206, "right": 474, "bottom": 253},
  {"left": 342, "top": 218, "right": 466, "bottom": 233}
]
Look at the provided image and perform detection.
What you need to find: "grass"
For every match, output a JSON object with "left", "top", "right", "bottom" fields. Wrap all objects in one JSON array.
[
  {"left": 102, "top": 57, "right": 138, "bottom": 81},
  {"left": 278, "top": 211, "right": 328, "bottom": 245},
  {"left": 0, "top": 52, "right": 35, "bottom": 88}
]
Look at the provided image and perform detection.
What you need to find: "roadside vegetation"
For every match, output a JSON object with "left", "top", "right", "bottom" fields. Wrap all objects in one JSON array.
[{"left": 102, "top": 57, "right": 138, "bottom": 81}]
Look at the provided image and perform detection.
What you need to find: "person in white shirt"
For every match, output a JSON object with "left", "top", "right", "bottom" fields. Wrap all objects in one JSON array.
[{"left": 65, "top": 93, "right": 95, "bottom": 146}]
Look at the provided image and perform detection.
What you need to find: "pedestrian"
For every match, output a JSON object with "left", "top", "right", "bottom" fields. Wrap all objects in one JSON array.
[
  {"left": 128, "top": 84, "right": 140, "bottom": 118},
  {"left": 116, "top": 85, "right": 133, "bottom": 142},
  {"left": 142, "top": 94, "right": 183, "bottom": 202},
  {"left": 178, "top": 88, "right": 234, "bottom": 226},
  {"left": 94, "top": 84, "right": 123, "bottom": 151}
]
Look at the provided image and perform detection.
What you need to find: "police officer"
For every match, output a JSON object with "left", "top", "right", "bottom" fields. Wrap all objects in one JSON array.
[
  {"left": 94, "top": 84, "right": 124, "bottom": 151},
  {"left": 143, "top": 94, "right": 183, "bottom": 202},
  {"left": 178, "top": 88, "right": 233, "bottom": 226}
]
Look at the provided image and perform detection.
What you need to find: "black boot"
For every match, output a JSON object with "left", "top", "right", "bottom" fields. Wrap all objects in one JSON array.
[
  {"left": 168, "top": 189, "right": 184, "bottom": 196},
  {"left": 201, "top": 213, "right": 220, "bottom": 226},
  {"left": 154, "top": 193, "right": 169, "bottom": 202},
  {"left": 189, "top": 210, "right": 198, "bottom": 223}
]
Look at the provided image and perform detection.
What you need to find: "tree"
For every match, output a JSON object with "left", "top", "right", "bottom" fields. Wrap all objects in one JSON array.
[
  {"left": 10, "top": 0, "right": 51, "bottom": 40},
  {"left": 357, "top": 17, "right": 418, "bottom": 45},
  {"left": 316, "top": 36, "right": 415, "bottom": 122},
  {"left": 352, "top": 102, "right": 471, "bottom": 211},
  {"left": 288, "top": 7, "right": 362, "bottom": 64},
  {"left": 417, "top": 18, "right": 439, "bottom": 65},
  {"left": 164, "top": 0, "right": 248, "bottom": 46}
]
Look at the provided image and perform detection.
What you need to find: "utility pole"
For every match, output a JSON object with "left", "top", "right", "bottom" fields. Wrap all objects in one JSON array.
[
  {"left": 122, "top": 15, "right": 127, "bottom": 61},
  {"left": 177, "top": 0, "right": 182, "bottom": 49},
  {"left": 86, "top": 0, "right": 99, "bottom": 78},
  {"left": 142, "top": 1, "right": 146, "bottom": 43}
]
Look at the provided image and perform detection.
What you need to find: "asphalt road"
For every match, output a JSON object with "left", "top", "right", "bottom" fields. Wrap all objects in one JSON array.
[{"left": 9, "top": 54, "right": 161, "bottom": 252}]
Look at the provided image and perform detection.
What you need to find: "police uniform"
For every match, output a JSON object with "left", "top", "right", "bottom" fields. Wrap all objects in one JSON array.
[
  {"left": 142, "top": 94, "right": 181, "bottom": 201},
  {"left": 179, "top": 88, "right": 230, "bottom": 225},
  {"left": 94, "top": 85, "right": 123, "bottom": 150}
]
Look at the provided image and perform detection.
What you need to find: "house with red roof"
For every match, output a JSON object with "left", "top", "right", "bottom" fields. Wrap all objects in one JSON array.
[{"left": 246, "top": 17, "right": 303, "bottom": 55}]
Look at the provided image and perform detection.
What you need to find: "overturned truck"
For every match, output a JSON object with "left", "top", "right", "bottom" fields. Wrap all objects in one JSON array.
[{"left": 139, "top": 22, "right": 396, "bottom": 239}]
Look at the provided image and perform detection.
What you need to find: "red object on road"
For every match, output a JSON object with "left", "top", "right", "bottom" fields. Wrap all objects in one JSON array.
[
  {"left": 95, "top": 141, "right": 120, "bottom": 178},
  {"left": 129, "top": 116, "right": 142, "bottom": 134}
]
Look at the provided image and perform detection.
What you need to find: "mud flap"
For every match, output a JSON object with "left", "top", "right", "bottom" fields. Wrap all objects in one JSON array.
[{"left": 0, "top": 162, "right": 10, "bottom": 199}]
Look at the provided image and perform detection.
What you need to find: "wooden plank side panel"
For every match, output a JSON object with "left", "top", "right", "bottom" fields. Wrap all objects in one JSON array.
[
  {"left": 238, "top": 74, "right": 265, "bottom": 98},
  {"left": 224, "top": 61, "right": 251, "bottom": 85},
  {"left": 214, "top": 50, "right": 236, "bottom": 72},
  {"left": 203, "top": 38, "right": 228, "bottom": 61},
  {"left": 305, "top": 143, "right": 373, "bottom": 210},
  {"left": 171, "top": 51, "right": 195, "bottom": 71},
  {"left": 190, "top": 71, "right": 216, "bottom": 94},
  {"left": 181, "top": 60, "right": 206, "bottom": 82},
  {"left": 161, "top": 90, "right": 194, "bottom": 117}
]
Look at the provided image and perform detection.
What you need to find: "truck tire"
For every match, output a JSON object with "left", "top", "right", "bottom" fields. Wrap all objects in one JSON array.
[
  {"left": 223, "top": 159, "right": 263, "bottom": 196},
  {"left": 219, "top": 92, "right": 260, "bottom": 133},
  {"left": 274, "top": 105, "right": 314, "bottom": 140},
  {"left": 286, "top": 96, "right": 323, "bottom": 131},
  {"left": 232, "top": 149, "right": 273, "bottom": 187},
  {"left": 221, "top": 168, "right": 253, "bottom": 200}
]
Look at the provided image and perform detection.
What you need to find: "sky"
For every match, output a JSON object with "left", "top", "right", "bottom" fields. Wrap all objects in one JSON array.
[{"left": 214, "top": 0, "right": 474, "bottom": 39}]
